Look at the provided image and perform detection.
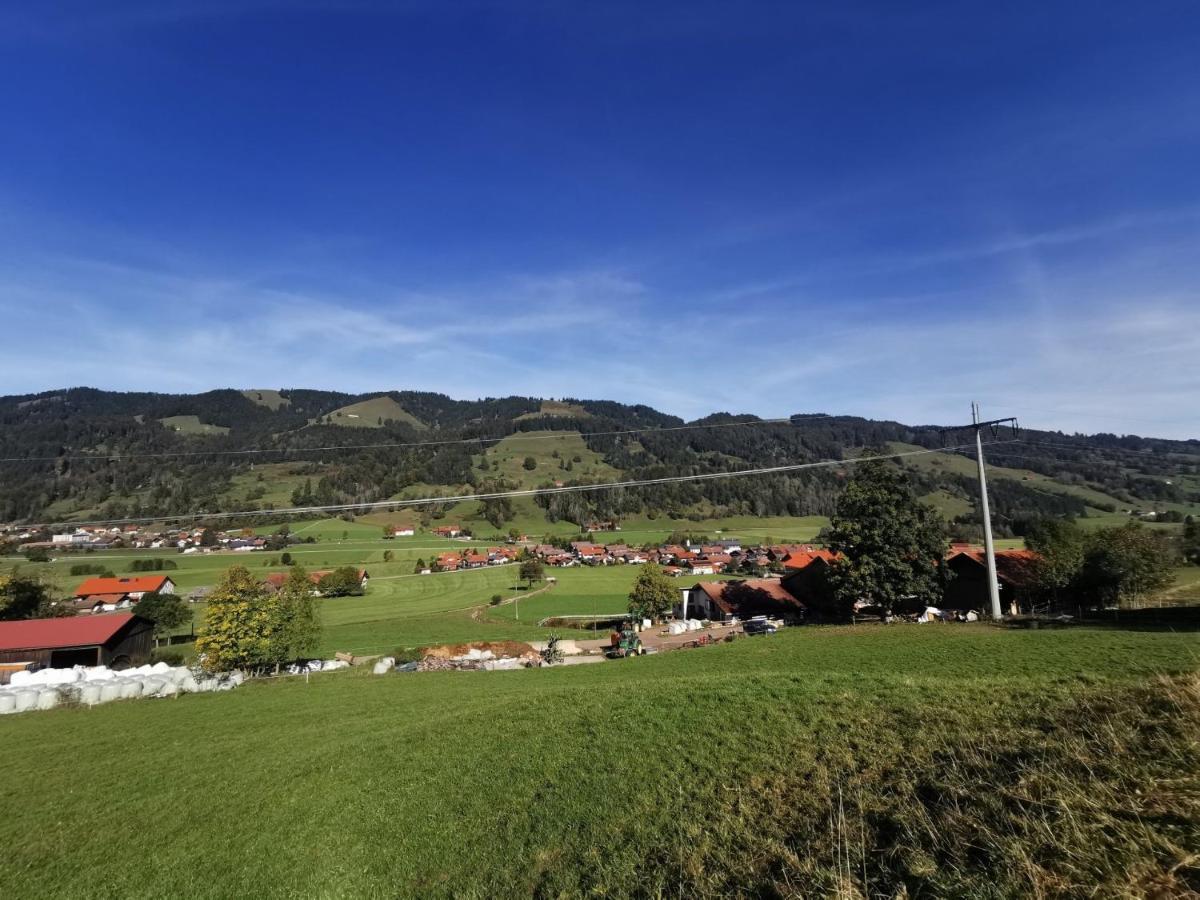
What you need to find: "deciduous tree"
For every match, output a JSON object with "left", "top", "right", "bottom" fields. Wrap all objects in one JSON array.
[
  {"left": 627, "top": 563, "right": 677, "bottom": 621},
  {"left": 825, "top": 460, "right": 948, "bottom": 618}
]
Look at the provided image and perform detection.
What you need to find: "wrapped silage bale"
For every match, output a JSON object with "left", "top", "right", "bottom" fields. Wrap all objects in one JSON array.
[
  {"left": 141, "top": 676, "right": 166, "bottom": 697},
  {"left": 372, "top": 657, "right": 396, "bottom": 675},
  {"left": 229, "top": 671, "right": 245, "bottom": 686},
  {"left": 178, "top": 672, "right": 199, "bottom": 693},
  {"left": 98, "top": 682, "right": 122, "bottom": 704},
  {"left": 36, "top": 689, "right": 60, "bottom": 711},
  {"left": 79, "top": 684, "right": 103, "bottom": 706},
  {"left": 119, "top": 679, "right": 144, "bottom": 700},
  {"left": 49, "top": 668, "right": 81, "bottom": 686},
  {"left": 9, "top": 670, "right": 34, "bottom": 687},
  {"left": 151, "top": 661, "right": 171, "bottom": 674},
  {"left": 0, "top": 693, "right": 16, "bottom": 714},
  {"left": 165, "top": 667, "right": 190, "bottom": 686},
  {"left": 13, "top": 689, "right": 39, "bottom": 713},
  {"left": 84, "top": 667, "right": 112, "bottom": 682},
  {"left": 158, "top": 679, "right": 180, "bottom": 697}
]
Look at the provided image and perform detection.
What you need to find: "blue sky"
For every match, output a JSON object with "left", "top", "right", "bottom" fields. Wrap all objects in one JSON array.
[{"left": 1, "top": 2, "right": 1198, "bottom": 437}]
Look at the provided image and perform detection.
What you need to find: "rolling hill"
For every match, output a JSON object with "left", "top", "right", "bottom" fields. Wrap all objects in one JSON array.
[{"left": 0, "top": 388, "right": 1197, "bottom": 539}]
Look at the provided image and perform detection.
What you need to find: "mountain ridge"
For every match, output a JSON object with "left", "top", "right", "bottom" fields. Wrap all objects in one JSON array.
[{"left": 1, "top": 387, "right": 1197, "bottom": 533}]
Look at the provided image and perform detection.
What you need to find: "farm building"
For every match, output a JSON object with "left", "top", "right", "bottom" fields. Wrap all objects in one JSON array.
[
  {"left": 678, "top": 579, "right": 805, "bottom": 622},
  {"left": 943, "top": 549, "right": 1040, "bottom": 615},
  {"left": 71, "top": 575, "right": 176, "bottom": 615},
  {"left": 0, "top": 614, "right": 155, "bottom": 670}
]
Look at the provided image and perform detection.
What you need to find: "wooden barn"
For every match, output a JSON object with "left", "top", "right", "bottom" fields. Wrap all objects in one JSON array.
[
  {"left": 0, "top": 614, "right": 155, "bottom": 670},
  {"left": 943, "top": 549, "right": 1040, "bottom": 615}
]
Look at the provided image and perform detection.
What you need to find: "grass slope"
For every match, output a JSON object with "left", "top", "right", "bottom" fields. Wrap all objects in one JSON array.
[
  {"left": 317, "top": 396, "right": 426, "bottom": 430},
  {"left": 157, "top": 415, "right": 230, "bottom": 436},
  {"left": 241, "top": 389, "right": 290, "bottom": 410},
  {"left": 0, "top": 627, "right": 1196, "bottom": 897}
]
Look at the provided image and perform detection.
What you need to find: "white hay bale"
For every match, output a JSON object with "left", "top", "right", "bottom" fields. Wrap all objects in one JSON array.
[
  {"left": 159, "top": 680, "right": 180, "bottom": 697},
  {"left": 9, "top": 670, "right": 33, "bottom": 687},
  {"left": 79, "top": 684, "right": 103, "bottom": 706},
  {"left": 0, "top": 693, "right": 16, "bottom": 714},
  {"left": 321, "top": 660, "right": 348, "bottom": 671},
  {"left": 229, "top": 671, "right": 245, "bottom": 686},
  {"left": 84, "top": 667, "right": 113, "bottom": 682},
  {"left": 98, "top": 682, "right": 122, "bottom": 704},
  {"left": 372, "top": 657, "right": 396, "bottom": 675},
  {"left": 141, "top": 676, "right": 166, "bottom": 697},
  {"left": 13, "top": 689, "right": 38, "bottom": 712},
  {"left": 178, "top": 674, "right": 199, "bottom": 693},
  {"left": 119, "top": 679, "right": 144, "bottom": 700},
  {"left": 36, "top": 689, "right": 60, "bottom": 711}
]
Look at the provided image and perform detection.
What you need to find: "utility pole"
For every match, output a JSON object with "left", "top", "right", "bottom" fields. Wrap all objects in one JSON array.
[{"left": 947, "top": 405, "right": 1018, "bottom": 620}]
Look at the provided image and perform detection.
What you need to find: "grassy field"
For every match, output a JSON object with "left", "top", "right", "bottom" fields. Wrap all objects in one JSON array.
[
  {"left": 241, "top": 389, "right": 290, "bottom": 410},
  {"left": 316, "top": 395, "right": 426, "bottom": 429},
  {"left": 157, "top": 414, "right": 231, "bottom": 435},
  {"left": 1, "top": 625, "right": 1196, "bottom": 897}
]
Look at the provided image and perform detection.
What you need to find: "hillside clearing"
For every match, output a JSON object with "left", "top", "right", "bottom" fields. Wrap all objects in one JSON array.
[
  {"left": 157, "top": 415, "right": 230, "bottom": 436},
  {"left": 314, "top": 395, "right": 426, "bottom": 430}
]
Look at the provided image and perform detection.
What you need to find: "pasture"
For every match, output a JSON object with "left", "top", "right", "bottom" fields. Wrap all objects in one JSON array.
[{"left": 0, "top": 626, "right": 1196, "bottom": 897}]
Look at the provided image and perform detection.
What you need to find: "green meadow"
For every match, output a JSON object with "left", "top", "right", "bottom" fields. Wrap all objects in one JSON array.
[{"left": 0, "top": 626, "right": 1196, "bottom": 897}]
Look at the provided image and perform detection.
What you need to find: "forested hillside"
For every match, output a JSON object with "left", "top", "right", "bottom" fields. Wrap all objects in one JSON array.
[{"left": 1, "top": 387, "right": 1198, "bottom": 536}]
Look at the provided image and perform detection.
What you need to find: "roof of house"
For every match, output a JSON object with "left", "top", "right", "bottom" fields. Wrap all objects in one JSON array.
[
  {"left": 74, "top": 575, "right": 171, "bottom": 598},
  {"left": 691, "top": 579, "right": 802, "bottom": 615},
  {"left": 0, "top": 613, "right": 138, "bottom": 651},
  {"left": 782, "top": 549, "right": 840, "bottom": 570},
  {"left": 72, "top": 593, "right": 127, "bottom": 606},
  {"left": 949, "top": 549, "right": 1040, "bottom": 586}
]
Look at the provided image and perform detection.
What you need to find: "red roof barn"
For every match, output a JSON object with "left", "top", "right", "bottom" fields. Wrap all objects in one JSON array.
[{"left": 0, "top": 614, "right": 155, "bottom": 670}]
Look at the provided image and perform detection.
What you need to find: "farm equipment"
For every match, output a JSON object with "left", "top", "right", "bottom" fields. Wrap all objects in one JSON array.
[{"left": 607, "top": 628, "right": 645, "bottom": 658}]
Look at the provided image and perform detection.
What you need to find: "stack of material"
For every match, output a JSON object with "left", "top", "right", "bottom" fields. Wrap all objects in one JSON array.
[
  {"left": 284, "top": 659, "right": 351, "bottom": 675},
  {"left": 0, "top": 663, "right": 242, "bottom": 715}
]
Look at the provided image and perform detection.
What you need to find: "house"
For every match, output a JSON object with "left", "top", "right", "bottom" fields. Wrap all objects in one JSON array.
[
  {"left": 944, "top": 549, "right": 1040, "bottom": 615},
  {"left": 391, "top": 527, "right": 415, "bottom": 537},
  {"left": 435, "top": 553, "right": 461, "bottom": 571},
  {"left": 677, "top": 579, "right": 805, "bottom": 622},
  {"left": 0, "top": 614, "right": 155, "bottom": 670},
  {"left": 70, "top": 595, "right": 134, "bottom": 615},
  {"left": 570, "top": 542, "right": 604, "bottom": 562},
  {"left": 462, "top": 552, "right": 490, "bottom": 569},
  {"left": 433, "top": 525, "right": 462, "bottom": 538},
  {"left": 73, "top": 575, "right": 175, "bottom": 613}
]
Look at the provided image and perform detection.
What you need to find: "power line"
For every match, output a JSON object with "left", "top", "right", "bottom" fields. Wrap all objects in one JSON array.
[
  {"left": 22, "top": 440, "right": 1003, "bottom": 530},
  {"left": 0, "top": 415, "right": 832, "bottom": 464}
]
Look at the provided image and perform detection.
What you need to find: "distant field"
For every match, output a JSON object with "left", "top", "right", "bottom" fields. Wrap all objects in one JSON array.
[
  {"left": 241, "top": 389, "right": 289, "bottom": 410},
  {"left": 315, "top": 395, "right": 426, "bottom": 429},
  {"left": 514, "top": 399, "right": 591, "bottom": 421},
  {"left": 1, "top": 626, "right": 1196, "bottom": 897},
  {"left": 157, "top": 415, "right": 230, "bottom": 436}
]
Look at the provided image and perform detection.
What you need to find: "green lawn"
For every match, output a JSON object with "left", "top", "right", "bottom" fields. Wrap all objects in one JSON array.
[{"left": 1, "top": 626, "right": 1196, "bottom": 897}]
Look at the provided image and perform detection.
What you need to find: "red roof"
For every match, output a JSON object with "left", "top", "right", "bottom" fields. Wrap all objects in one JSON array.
[
  {"left": 74, "top": 575, "right": 171, "bottom": 598},
  {"left": 782, "top": 549, "right": 840, "bottom": 570},
  {"left": 948, "top": 549, "right": 1040, "bottom": 586},
  {"left": 0, "top": 614, "right": 137, "bottom": 651}
]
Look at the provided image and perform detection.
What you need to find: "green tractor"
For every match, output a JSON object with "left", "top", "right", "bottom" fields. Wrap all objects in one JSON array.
[{"left": 608, "top": 627, "right": 646, "bottom": 658}]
